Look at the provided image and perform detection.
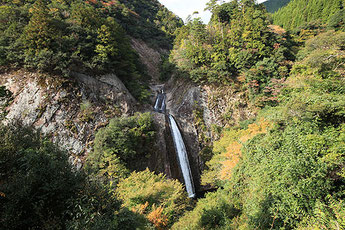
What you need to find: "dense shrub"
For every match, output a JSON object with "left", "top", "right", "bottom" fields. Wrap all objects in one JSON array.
[
  {"left": 175, "top": 31, "right": 345, "bottom": 229},
  {"left": 172, "top": 188, "right": 239, "bottom": 230},
  {"left": 86, "top": 113, "right": 156, "bottom": 184},
  {"left": 117, "top": 169, "right": 190, "bottom": 228},
  {"left": 0, "top": 124, "right": 82, "bottom": 229},
  {"left": 66, "top": 181, "right": 147, "bottom": 230},
  {"left": 229, "top": 122, "right": 345, "bottom": 228},
  {"left": 170, "top": 0, "right": 294, "bottom": 104},
  {"left": 296, "top": 198, "right": 345, "bottom": 230},
  {"left": 0, "top": 124, "right": 144, "bottom": 230}
]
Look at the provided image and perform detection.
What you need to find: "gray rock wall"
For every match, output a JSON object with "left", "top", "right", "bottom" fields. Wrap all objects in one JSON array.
[
  {"left": 164, "top": 76, "right": 257, "bottom": 192},
  {"left": 0, "top": 70, "right": 137, "bottom": 165}
]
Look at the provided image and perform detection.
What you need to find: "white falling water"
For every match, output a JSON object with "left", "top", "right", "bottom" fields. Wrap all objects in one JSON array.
[
  {"left": 154, "top": 96, "right": 160, "bottom": 111},
  {"left": 160, "top": 95, "right": 166, "bottom": 112},
  {"left": 168, "top": 114, "right": 196, "bottom": 198}
]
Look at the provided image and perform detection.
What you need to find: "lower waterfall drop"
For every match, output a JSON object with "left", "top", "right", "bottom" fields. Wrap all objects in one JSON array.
[{"left": 168, "top": 114, "right": 196, "bottom": 198}]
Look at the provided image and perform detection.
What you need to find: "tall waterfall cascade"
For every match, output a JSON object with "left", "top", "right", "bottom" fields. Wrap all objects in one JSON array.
[
  {"left": 153, "top": 90, "right": 196, "bottom": 198},
  {"left": 168, "top": 115, "right": 196, "bottom": 198},
  {"left": 154, "top": 90, "right": 196, "bottom": 198}
]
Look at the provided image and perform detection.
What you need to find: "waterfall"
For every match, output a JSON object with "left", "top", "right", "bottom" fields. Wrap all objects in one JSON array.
[
  {"left": 154, "top": 96, "right": 160, "bottom": 111},
  {"left": 153, "top": 90, "right": 196, "bottom": 197},
  {"left": 154, "top": 92, "right": 166, "bottom": 113},
  {"left": 168, "top": 114, "right": 196, "bottom": 198},
  {"left": 160, "top": 94, "right": 166, "bottom": 113}
]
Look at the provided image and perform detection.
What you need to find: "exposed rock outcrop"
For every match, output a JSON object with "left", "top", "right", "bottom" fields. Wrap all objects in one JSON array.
[
  {"left": 148, "top": 112, "right": 172, "bottom": 176},
  {"left": 164, "top": 76, "right": 258, "bottom": 191},
  {"left": 131, "top": 38, "right": 167, "bottom": 82},
  {"left": 166, "top": 77, "right": 258, "bottom": 144},
  {"left": 0, "top": 70, "right": 137, "bottom": 163}
]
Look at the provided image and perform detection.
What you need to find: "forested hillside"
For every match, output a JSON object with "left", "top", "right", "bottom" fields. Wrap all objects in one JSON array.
[
  {"left": 0, "top": 0, "right": 182, "bottom": 100},
  {"left": 169, "top": 0, "right": 345, "bottom": 228},
  {"left": 273, "top": 0, "right": 345, "bottom": 31},
  {"left": 117, "top": 0, "right": 183, "bottom": 43},
  {"left": 1, "top": 0, "right": 345, "bottom": 229},
  {"left": 173, "top": 29, "right": 345, "bottom": 229},
  {"left": 170, "top": 0, "right": 294, "bottom": 105},
  {"left": 263, "top": 0, "right": 290, "bottom": 13}
]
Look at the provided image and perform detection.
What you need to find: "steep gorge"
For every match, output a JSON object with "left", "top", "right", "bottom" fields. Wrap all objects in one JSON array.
[{"left": 0, "top": 35, "right": 255, "bottom": 198}]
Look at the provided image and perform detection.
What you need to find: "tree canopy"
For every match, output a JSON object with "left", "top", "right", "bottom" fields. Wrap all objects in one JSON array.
[
  {"left": 273, "top": 0, "right": 345, "bottom": 31},
  {"left": 263, "top": 0, "right": 291, "bottom": 13},
  {"left": 174, "top": 30, "right": 345, "bottom": 229},
  {"left": 0, "top": 0, "right": 183, "bottom": 101},
  {"left": 0, "top": 124, "right": 146, "bottom": 230}
]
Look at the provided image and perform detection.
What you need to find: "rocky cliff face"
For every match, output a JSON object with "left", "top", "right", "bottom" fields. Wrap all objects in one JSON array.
[
  {"left": 0, "top": 70, "right": 137, "bottom": 167},
  {"left": 166, "top": 77, "right": 257, "bottom": 141},
  {"left": 164, "top": 76, "right": 257, "bottom": 190},
  {"left": 131, "top": 38, "right": 166, "bottom": 82},
  {"left": 164, "top": 78, "right": 203, "bottom": 188},
  {"left": 0, "top": 37, "right": 173, "bottom": 175}
]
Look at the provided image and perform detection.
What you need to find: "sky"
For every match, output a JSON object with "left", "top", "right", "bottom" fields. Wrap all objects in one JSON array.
[{"left": 158, "top": 0, "right": 268, "bottom": 24}]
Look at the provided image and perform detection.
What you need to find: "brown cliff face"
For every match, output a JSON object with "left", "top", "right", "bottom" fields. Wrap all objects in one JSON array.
[{"left": 131, "top": 37, "right": 167, "bottom": 82}]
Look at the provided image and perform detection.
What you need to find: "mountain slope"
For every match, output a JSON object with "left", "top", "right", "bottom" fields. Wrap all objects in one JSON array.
[
  {"left": 263, "top": 0, "right": 291, "bottom": 13},
  {"left": 115, "top": 0, "right": 184, "bottom": 49},
  {"left": 272, "top": 0, "right": 344, "bottom": 30},
  {"left": 0, "top": 0, "right": 182, "bottom": 102}
]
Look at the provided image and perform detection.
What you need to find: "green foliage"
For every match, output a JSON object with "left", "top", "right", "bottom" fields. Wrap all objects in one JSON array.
[
  {"left": 115, "top": 0, "right": 183, "bottom": 49},
  {"left": 0, "top": 86, "right": 13, "bottom": 119},
  {"left": 273, "top": 0, "right": 344, "bottom": 31},
  {"left": 0, "top": 124, "right": 82, "bottom": 229},
  {"left": 0, "top": 124, "right": 146, "bottom": 230},
  {"left": 117, "top": 169, "right": 190, "bottom": 227},
  {"left": 172, "top": 188, "right": 240, "bottom": 230},
  {"left": 0, "top": 86, "right": 12, "bottom": 98},
  {"left": 296, "top": 198, "right": 345, "bottom": 230},
  {"left": 263, "top": 0, "right": 291, "bottom": 13},
  {"left": 86, "top": 113, "right": 156, "bottom": 185},
  {"left": 183, "top": 31, "right": 345, "bottom": 229},
  {"left": 66, "top": 181, "right": 147, "bottom": 230},
  {"left": 229, "top": 122, "right": 345, "bottom": 228},
  {"left": 23, "top": 0, "right": 54, "bottom": 52},
  {"left": 245, "top": 56, "right": 288, "bottom": 106},
  {"left": 170, "top": 0, "right": 294, "bottom": 97},
  {"left": 159, "top": 55, "right": 176, "bottom": 81},
  {"left": 327, "top": 9, "right": 345, "bottom": 30},
  {"left": 297, "top": 30, "right": 345, "bottom": 60},
  {"left": 79, "top": 100, "right": 94, "bottom": 122},
  {"left": 0, "top": 0, "right": 180, "bottom": 102}
]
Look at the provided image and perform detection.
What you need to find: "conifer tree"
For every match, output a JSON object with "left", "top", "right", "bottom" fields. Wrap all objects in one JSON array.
[
  {"left": 23, "top": 0, "right": 54, "bottom": 52},
  {"left": 273, "top": 0, "right": 344, "bottom": 31}
]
